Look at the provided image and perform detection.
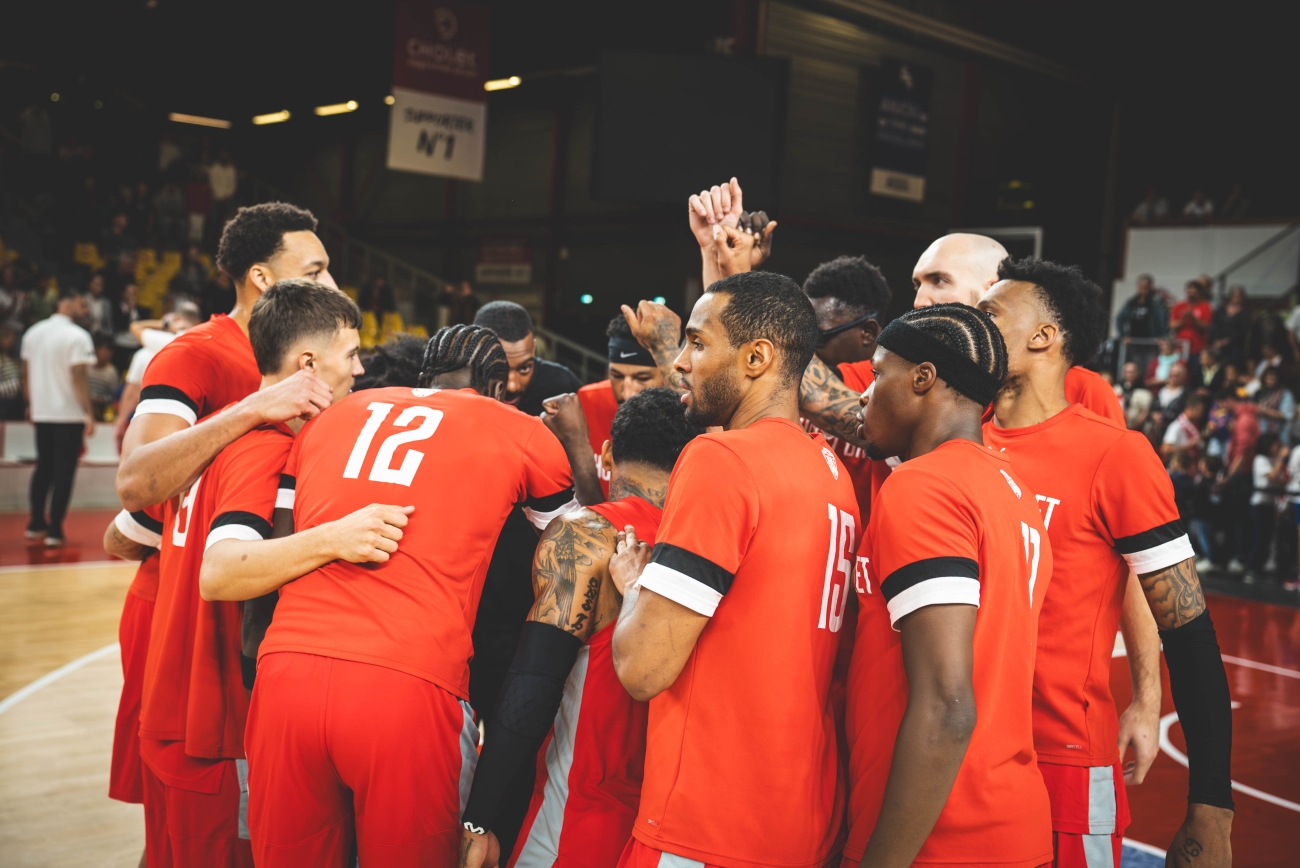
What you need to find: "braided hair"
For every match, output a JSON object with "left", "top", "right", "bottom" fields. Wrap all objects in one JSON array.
[
  {"left": 418, "top": 325, "right": 509, "bottom": 392},
  {"left": 892, "top": 303, "right": 1008, "bottom": 388}
]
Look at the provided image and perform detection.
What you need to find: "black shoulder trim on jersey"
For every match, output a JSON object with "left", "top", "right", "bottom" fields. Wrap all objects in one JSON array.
[
  {"left": 881, "top": 556, "right": 979, "bottom": 602},
  {"left": 130, "top": 510, "right": 164, "bottom": 534},
  {"left": 525, "top": 487, "right": 576, "bottom": 513},
  {"left": 139, "top": 384, "right": 199, "bottom": 414},
  {"left": 278, "top": 474, "right": 296, "bottom": 491},
  {"left": 650, "top": 542, "right": 735, "bottom": 595},
  {"left": 1114, "top": 519, "right": 1186, "bottom": 554},
  {"left": 209, "top": 511, "right": 273, "bottom": 539}
]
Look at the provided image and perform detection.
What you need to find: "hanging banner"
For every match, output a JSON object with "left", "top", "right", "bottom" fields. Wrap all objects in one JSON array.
[
  {"left": 388, "top": 0, "right": 489, "bottom": 181},
  {"left": 869, "top": 59, "right": 932, "bottom": 203}
]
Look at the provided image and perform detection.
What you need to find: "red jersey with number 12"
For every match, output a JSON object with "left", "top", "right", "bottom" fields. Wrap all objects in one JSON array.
[{"left": 259, "top": 386, "right": 575, "bottom": 700}]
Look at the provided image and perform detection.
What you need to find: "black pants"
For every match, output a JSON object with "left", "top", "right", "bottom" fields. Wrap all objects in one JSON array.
[
  {"left": 29, "top": 422, "right": 84, "bottom": 537},
  {"left": 1249, "top": 503, "right": 1277, "bottom": 573}
]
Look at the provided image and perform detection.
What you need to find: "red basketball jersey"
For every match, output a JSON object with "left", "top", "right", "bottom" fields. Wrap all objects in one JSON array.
[
  {"left": 984, "top": 405, "right": 1192, "bottom": 766},
  {"left": 631, "top": 418, "right": 860, "bottom": 868},
  {"left": 576, "top": 379, "right": 619, "bottom": 498},
  {"left": 509, "top": 495, "right": 661, "bottom": 868},
  {"left": 259, "top": 386, "right": 575, "bottom": 699},
  {"left": 141, "top": 421, "right": 292, "bottom": 785},
  {"left": 845, "top": 439, "right": 1053, "bottom": 866},
  {"left": 136, "top": 314, "right": 260, "bottom": 428},
  {"left": 801, "top": 360, "right": 891, "bottom": 523}
]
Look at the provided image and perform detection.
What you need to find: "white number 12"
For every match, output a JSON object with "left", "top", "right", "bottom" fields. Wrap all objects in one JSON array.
[{"left": 343, "top": 402, "right": 443, "bottom": 487}]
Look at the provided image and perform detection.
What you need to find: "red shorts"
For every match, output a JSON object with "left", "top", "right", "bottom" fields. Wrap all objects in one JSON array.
[
  {"left": 1039, "top": 762, "right": 1129, "bottom": 868},
  {"left": 109, "top": 589, "right": 153, "bottom": 804},
  {"left": 620, "top": 839, "right": 842, "bottom": 868},
  {"left": 244, "top": 652, "right": 479, "bottom": 868},
  {"left": 141, "top": 743, "right": 251, "bottom": 868}
]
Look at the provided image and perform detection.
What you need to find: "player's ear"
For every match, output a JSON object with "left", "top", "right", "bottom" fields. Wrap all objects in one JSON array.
[
  {"left": 912, "top": 361, "right": 938, "bottom": 395},
  {"left": 245, "top": 263, "right": 275, "bottom": 294},
  {"left": 861, "top": 319, "right": 881, "bottom": 348},
  {"left": 298, "top": 350, "right": 316, "bottom": 373},
  {"left": 745, "top": 338, "right": 776, "bottom": 378},
  {"left": 1029, "top": 321, "right": 1059, "bottom": 353},
  {"left": 600, "top": 439, "right": 615, "bottom": 476},
  {"left": 488, "top": 378, "right": 506, "bottom": 401}
]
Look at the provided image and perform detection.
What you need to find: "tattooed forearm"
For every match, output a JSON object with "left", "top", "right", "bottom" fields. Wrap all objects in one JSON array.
[
  {"left": 1138, "top": 557, "right": 1206, "bottom": 630},
  {"left": 530, "top": 511, "right": 614, "bottom": 640},
  {"left": 799, "top": 356, "right": 867, "bottom": 445},
  {"left": 103, "top": 522, "right": 149, "bottom": 561}
]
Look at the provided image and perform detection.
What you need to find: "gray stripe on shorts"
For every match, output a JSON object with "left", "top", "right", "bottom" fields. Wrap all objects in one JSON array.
[
  {"left": 235, "top": 758, "right": 250, "bottom": 841},
  {"left": 458, "top": 700, "right": 479, "bottom": 814},
  {"left": 1087, "top": 764, "right": 1117, "bottom": 835},
  {"left": 1082, "top": 833, "right": 1115, "bottom": 868},
  {"left": 657, "top": 853, "right": 706, "bottom": 868}
]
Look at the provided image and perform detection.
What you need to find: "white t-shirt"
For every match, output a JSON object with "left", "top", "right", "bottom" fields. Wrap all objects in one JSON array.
[
  {"left": 1163, "top": 414, "right": 1200, "bottom": 450},
  {"left": 1286, "top": 447, "right": 1300, "bottom": 500},
  {"left": 125, "top": 329, "right": 178, "bottom": 385},
  {"left": 1251, "top": 453, "right": 1276, "bottom": 507},
  {"left": 19, "top": 313, "right": 96, "bottom": 423}
]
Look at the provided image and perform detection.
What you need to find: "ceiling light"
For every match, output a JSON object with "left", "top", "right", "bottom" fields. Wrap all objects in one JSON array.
[
  {"left": 169, "top": 112, "right": 232, "bottom": 129},
  {"left": 384, "top": 95, "right": 396, "bottom": 105},
  {"left": 314, "top": 100, "right": 358, "bottom": 116},
  {"left": 252, "top": 110, "right": 291, "bottom": 125},
  {"left": 50, "top": 93, "right": 59, "bottom": 102},
  {"left": 484, "top": 76, "right": 521, "bottom": 92},
  {"left": 580, "top": 294, "right": 594, "bottom": 305}
]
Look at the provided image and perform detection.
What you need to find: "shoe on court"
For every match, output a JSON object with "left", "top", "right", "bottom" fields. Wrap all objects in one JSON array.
[
  {"left": 44, "top": 536, "right": 65, "bottom": 548},
  {"left": 1227, "top": 559, "right": 1245, "bottom": 573},
  {"left": 25, "top": 529, "right": 46, "bottom": 541},
  {"left": 1284, "top": 579, "right": 1300, "bottom": 592},
  {"left": 1194, "top": 558, "right": 1214, "bottom": 573}
]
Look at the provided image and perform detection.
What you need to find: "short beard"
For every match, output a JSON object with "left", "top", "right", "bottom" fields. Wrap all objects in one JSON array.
[
  {"left": 684, "top": 367, "right": 741, "bottom": 428},
  {"left": 864, "top": 441, "right": 889, "bottom": 461},
  {"left": 998, "top": 373, "right": 1023, "bottom": 400}
]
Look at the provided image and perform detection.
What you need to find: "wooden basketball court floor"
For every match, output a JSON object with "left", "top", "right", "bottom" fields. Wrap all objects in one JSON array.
[{"left": 1, "top": 509, "right": 1297, "bottom": 866}]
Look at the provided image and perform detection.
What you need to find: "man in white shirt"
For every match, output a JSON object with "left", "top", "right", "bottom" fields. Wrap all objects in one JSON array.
[
  {"left": 113, "top": 302, "right": 202, "bottom": 450},
  {"left": 19, "top": 290, "right": 96, "bottom": 547}
]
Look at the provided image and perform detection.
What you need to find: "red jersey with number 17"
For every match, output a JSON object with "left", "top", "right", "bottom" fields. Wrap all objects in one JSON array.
[
  {"left": 632, "top": 418, "right": 860, "bottom": 868},
  {"left": 576, "top": 379, "right": 619, "bottom": 497},
  {"left": 259, "top": 386, "right": 575, "bottom": 700},
  {"left": 845, "top": 439, "right": 1053, "bottom": 866}
]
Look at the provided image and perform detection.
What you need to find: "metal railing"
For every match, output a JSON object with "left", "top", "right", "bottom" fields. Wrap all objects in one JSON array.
[
  {"left": 244, "top": 178, "right": 607, "bottom": 381},
  {"left": 1214, "top": 219, "right": 1300, "bottom": 301}
]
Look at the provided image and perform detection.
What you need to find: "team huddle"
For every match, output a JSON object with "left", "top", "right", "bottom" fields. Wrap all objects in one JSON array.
[{"left": 104, "top": 184, "right": 1234, "bottom": 868}]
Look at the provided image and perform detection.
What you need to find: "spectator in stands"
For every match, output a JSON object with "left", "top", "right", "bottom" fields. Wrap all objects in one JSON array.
[
  {"left": 473, "top": 300, "right": 581, "bottom": 413},
  {"left": 86, "top": 335, "right": 119, "bottom": 419},
  {"left": 1193, "top": 454, "right": 1223, "bottom": 570},
  {"left": 1170, "top": 280, "right": 1212, "bottom": 354},
  {"left": 1210, "top": 284, "right": 1249, "bottom": 363},
  {"left": 154, "top": 181, "right": 185, "bottom": 248},
  {"left": 1223, "top": 400, "right": 1261, "bottom": 572},
  {"left": 1116, "top": 360, "right": 1154, "bottom": 431},
  {"left": 359, "top": 276, "right": 397, "bottom": 314},
  {"left": 208, "top": 150, "right": 238, "bottom": 228},
  {"left": 1145, "top": 336, "right": 1183, "bottom": 387},
  {"left": 101, "top": 211, "right": 136, "bottom": 265},
  {"left": 1285, "top": 446, "right": 1300, "bottom": 590},
  {"left": 1162, "top": 394, "right": 1207, "bottom": 462},
  {"left": 1197, "top": 348, "right": 1225, "bottom": 394},
  {"left": 85, "top": 273, "right": 114, "bottom": 338},
  {"left": 184, "top": 168, "right": 212, "bottom": 244},
  {"left": 1182, "top": 189, "right": 1215, "bottom": 220},
  {"left": 0, "top": 326, "right": 24, "bottom": 420},
  {"left": 441, "top": 279, "right": 481, "bottom": 326},
  {"left": 1148, "top": 360, "right": 1189, "bottom": 442},
  {"left": 1131, "top": 187, "right": 1169, "bottom": 223},
  {"left": 1250, "top": 341, "right": 1292, "bottom": 392},
  {"left": 1254, "top": 366, "right": 1295, "bottom": 444},
  {"left": 1116, "top": 274, "right": 1167, "bottom": 375},
  {"left": 114, "top": 302, "right": 201, "bottom": 450},
  {"left": 169, "top": 244, "right": 209, "bottom": 300},
  {"left": 1222, "top": 184, "right": 1251, "bottom": 220},
  {"left": 1168, "top": 448, "right": 1195, "bottom": 537},
  {"left": 0, "top": 264, "right": 29, "bottom": 333},
  {"left": 19, "top": 288, "right": 97, "bottom": 547},
  {"left": 111, "top": 281, "right": 150, "bottom": 370},
  {"left": 1249, "top": 433, "right": 1287, "bottom": 577}
]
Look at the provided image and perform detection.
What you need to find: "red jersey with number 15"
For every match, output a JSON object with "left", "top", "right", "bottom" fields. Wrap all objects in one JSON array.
[
  {"left": 845, "top": 439, "right": 1053, "bottom": 866},
  {"left": 259, "top": 386, "right": 575, "bottom": 700}
]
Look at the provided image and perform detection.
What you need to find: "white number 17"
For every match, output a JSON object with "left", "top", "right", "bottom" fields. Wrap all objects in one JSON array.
[
  {"left": 343, "top": 402, "right": 443, "bottom": 487},
  {"left": 1020, "top": 520, "right": 1041, "bottom": 606}
]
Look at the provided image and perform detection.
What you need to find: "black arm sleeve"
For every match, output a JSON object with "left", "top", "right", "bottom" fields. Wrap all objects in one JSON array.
[
  {"left": 461, "top": 621, "right": 582, "bottom": 833},
  {"left": 1160, "top": 609, "right": 1234, "bottom": 809}
]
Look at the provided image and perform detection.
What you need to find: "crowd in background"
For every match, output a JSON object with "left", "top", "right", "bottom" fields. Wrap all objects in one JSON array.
[{"left": 1110, "top": 272, "right": 1300, "bottom": 587}]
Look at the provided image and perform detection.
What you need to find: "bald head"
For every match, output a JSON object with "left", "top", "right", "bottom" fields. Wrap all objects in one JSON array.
[{"left": 912, "top": 233, "right": 1008, "bottom": 308}]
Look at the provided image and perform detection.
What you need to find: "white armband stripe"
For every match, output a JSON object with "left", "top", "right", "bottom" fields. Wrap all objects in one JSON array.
[
  {"left": 1121, "top": 534, "right": 1195, "bottom": 575},
  {"left": 275, "top": 488, "right": 295, "bottom": 510},
  {"left": 523, "top": 496, "right": 580, "bottom": 530},
  {"left": 885, "top": 577, "right": 981, "bottom": 630},
  {"left": 134, "top": 398, "right": 197, "bottom": 426},
  {"left": 636, "top": 562, "right": 723, "bottom": 617},
  {"left": 204, "top": 524, "right": 266, "bottom": 552},
  {"left": 115, "top": 509, "right": 163, "bottom": 549}
]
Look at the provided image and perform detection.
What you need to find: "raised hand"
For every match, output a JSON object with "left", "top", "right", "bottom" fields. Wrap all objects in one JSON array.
[
  {"left": 621, "top": 300, "right": 685, "bottom": 393},
  {"left": 611, "top": 525, "right": 653, "bottom": 595},
  {"left": 740, "top": 210, "right": 777, "bottom": 268},
  {"left": 329, "top": 504, "right": 414, "bottom": 564},
  {"left": 540, "top": 392, "right": 591, "bottom": 447},
  {"left": 687, "top": 177, "right": 744, "bottom": 250},
  {"left": 245, "top": 369, "right": 334, "bottom": 424}
]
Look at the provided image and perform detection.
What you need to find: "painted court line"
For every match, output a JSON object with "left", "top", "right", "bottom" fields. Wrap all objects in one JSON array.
[
  {"left": 1123, "top": 838, "right": 1167, "bottom": 857},
  {"left": 0, "top": 643, "right": 120, "bottom": 716},
  {"left": 0, "top": 559, "right": 125, "bottom": 575},
  {"left": 1159, "top": 711, "right": 1300, "bottom": 813},
  {"left": 1221, "top": 653, "right": 1300, "bottom": 680}
]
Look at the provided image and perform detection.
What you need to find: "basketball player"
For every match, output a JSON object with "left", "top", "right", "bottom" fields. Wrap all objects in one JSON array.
[
  {"left": 573, "top": 315, "right": 665, "bottom": 497},
  {"left": 135, "top": 280, "right": 365, "bottom": 867},
  {"left": 608, "top": 271, "right": 860, "bottom": 868},
  {"left": 116, "top": 202, "right": 337, "bottom": 513},
  {"left": 458, "top": 388, "right": 698, "bottom": 868},
  {"left": 844, "top": 303, "right": 1053, "bottom": 867},
  {"left": 979, "top": 258, "right": 1233, "bottom": 866},
  {"left": 244, "top": 325, "right": 577, "bottom": 867}
]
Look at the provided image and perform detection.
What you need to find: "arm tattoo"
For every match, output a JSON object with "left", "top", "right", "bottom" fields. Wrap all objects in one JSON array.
[
  {"left": 799, "top": 356, "right": 867, "bottom": 445},
  {"left": 106, "top": 523, "right": 149, "bottom": 561},
  {"left": 1173, "top": 835, "right": 1202, "bottom": 864},
  {"left": 530, "top": 512, "right": 614, "bottom": 640},
  {"left": 1138, "top": 557, "right": 1207, "bottom": 630}
]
